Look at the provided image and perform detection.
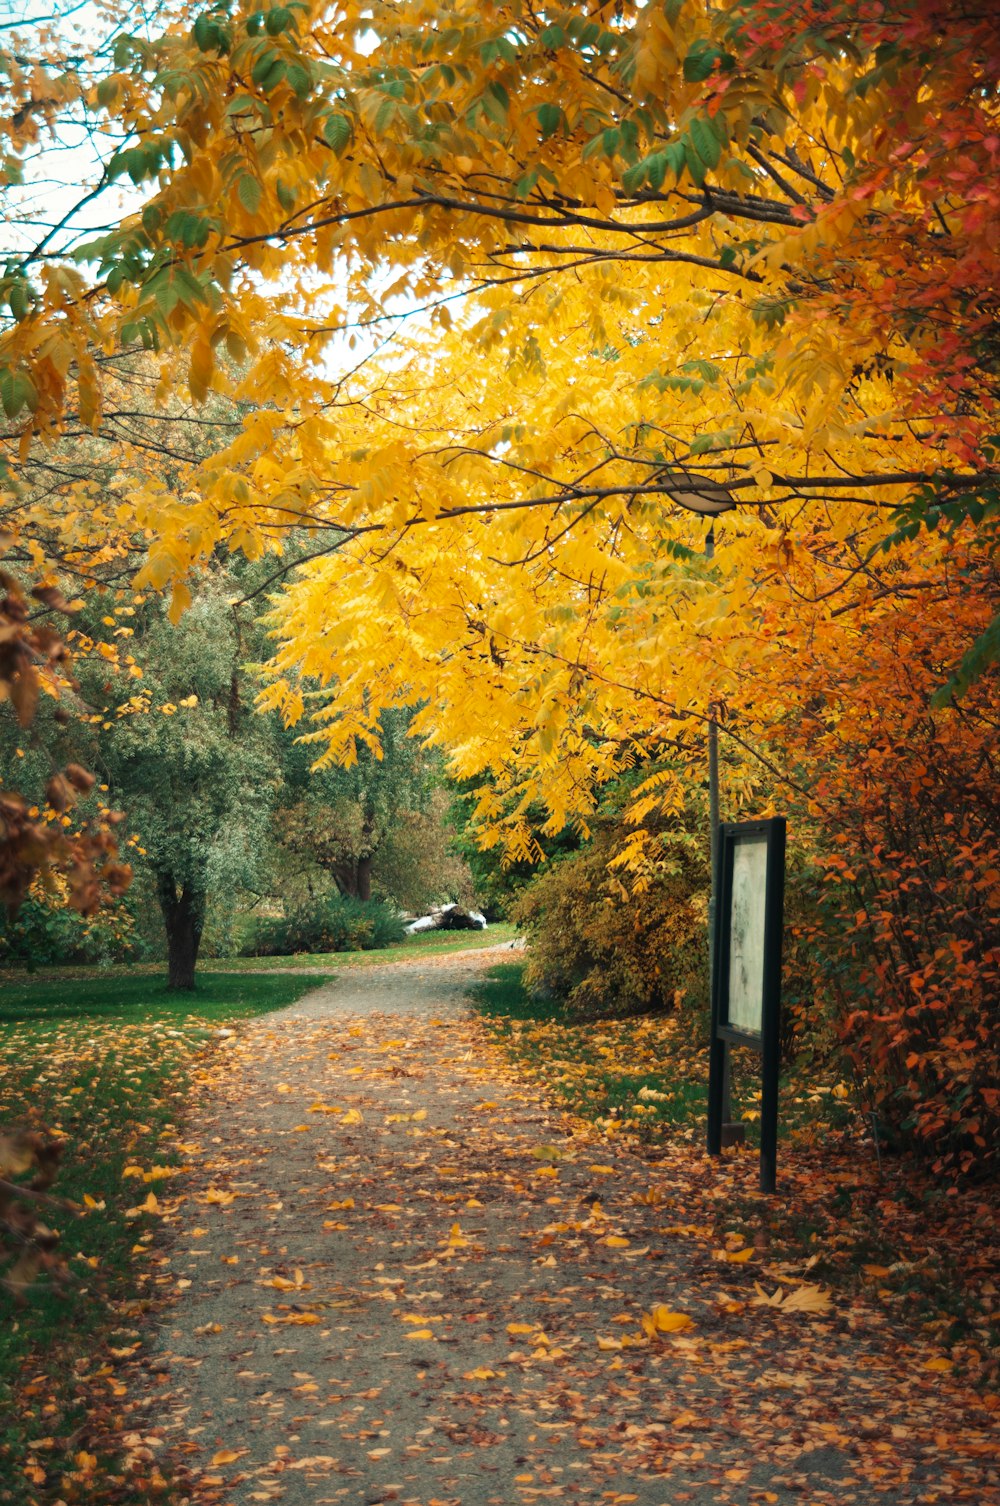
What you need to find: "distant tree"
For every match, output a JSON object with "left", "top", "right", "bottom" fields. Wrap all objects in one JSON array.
[
  {"left": 275, "top": 707, "right": 433, "bottom": 904},
  {"left": 74, "top": 573, "right": 275, "bottom": 988}
]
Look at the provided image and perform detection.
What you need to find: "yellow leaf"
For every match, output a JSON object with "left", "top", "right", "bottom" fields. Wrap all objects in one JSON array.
[
  {"left": 202, "top": 1187, "right": 236, "bottom": 1206},
  {"left": 405, "top": 1329, "right": 435, "bottom": 1340},
  {"left": 211, "top": 1449, "right": 248, "bottom": 1466},
  {"left": 642, "top": 1306, "right": 694, "bottom": 1336},
  {"left": 530, "top": 1144, "right": 565, "bottom": 1161},
  {"left": 923, "top": 1357, "right": 953, "bottom": 1371},
  {"left": 752, "top": 1282, "right": 833, "bottom": 1315}
]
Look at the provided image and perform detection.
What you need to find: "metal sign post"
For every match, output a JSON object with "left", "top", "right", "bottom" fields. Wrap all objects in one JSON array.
[{"left": 707, "top": 817, "right": 786, "bottom": 1193}]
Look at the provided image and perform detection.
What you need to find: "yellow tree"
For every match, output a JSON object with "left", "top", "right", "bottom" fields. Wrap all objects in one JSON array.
[
  {"left": 1, "top": 0, "right": 997, "bottom": 862},
  {"left": 2, "top": 0, "right": 997, "bottom": 1170}
]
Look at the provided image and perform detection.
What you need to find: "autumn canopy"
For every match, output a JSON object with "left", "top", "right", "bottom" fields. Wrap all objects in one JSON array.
[{"left": 1, "top": 0, "right": 998, "bottom": 1167}]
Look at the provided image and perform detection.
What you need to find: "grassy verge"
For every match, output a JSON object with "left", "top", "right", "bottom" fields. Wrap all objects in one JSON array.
[
  {"left": 0, "top": 922, "right": 520, "bottom": 987},
  {"left": 470, "top": 962, "right": 999, "bottom": 1376},
  {"left": 203, "top": 920, "right": 520, "bottom": 971},
  {"left": 0, "top": 972, "right": 327, "bottom": 1506},
  {"left": 468, "top": 961, "right": 857, "bottom": 1143}
]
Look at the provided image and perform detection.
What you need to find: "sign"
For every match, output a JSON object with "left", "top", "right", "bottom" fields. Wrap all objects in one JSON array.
[{"left": 707, "top": 818, "right": 786, "bottom": 1191}]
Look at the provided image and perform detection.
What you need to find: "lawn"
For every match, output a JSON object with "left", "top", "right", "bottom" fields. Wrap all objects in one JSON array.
[
  {"left": 0, "top": 921, "right": 520, "bottom": 988},
  {"left": 201, "top": 919, "right": 520, "bottom": 971},
  {"left": 0, "top": 970, "right": 327, "bottom": 1506}
]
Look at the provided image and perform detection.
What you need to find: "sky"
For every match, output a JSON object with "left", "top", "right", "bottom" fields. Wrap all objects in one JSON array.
[{"left": 1, "top": 0, "right": 162, "bottom": 266}]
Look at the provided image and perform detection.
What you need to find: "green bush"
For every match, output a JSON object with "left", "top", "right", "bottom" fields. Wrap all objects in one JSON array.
[
  {"left": 242, "top": 893, "right": 405, "bottom": 956},
  {"left": 512, "top": 828, "right": 708, "bottom": 1019},
  {"left": 0, "top": 889, "right": 144, "bottom": 967}
]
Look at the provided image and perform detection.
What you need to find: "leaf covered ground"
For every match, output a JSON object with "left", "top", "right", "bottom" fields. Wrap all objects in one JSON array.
[
  {"left": 472, "top": 967, "right": 999, "bottom": 1366},
  {"left": 62, "top": 952, "right": 997, "bottom": 1506},
  {"left": 0, "top": 972, "right": 331, "bottom": 1505}
]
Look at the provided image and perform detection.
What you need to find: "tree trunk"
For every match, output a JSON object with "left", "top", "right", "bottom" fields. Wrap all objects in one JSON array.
[
  {"left": 156, "top": 872, "right": 205, "bottom": 990},
  {"left": 355, "top": 853, "right": 372, "bottom": 902}
]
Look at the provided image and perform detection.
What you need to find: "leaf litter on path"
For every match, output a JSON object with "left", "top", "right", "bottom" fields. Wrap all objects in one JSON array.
[{"left": 115, "top": 959, "right": 996, "bottom": 1506}]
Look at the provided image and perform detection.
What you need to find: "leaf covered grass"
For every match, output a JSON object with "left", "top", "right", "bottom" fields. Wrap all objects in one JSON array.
[
  {"left": 468, "top": 962, "right": 859, "bottom": 1143},
  {"left": 0, "top": 971, "right": 328, "bottom": 1505},
  {"left": 470, "top": 963, "right": 999, "bottom": 1378}
]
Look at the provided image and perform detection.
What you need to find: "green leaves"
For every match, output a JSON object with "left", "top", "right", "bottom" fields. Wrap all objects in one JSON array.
[
  {"left": 0, "top": 365, "right": 38, "bottom": 420},
  {"left": 931, "top": 613, "right": 1000, "bottom": 708},
  {"left": 688, "top": 116, "right": 722, "bottom": 171},
  {"left": 4, "top": 276, "right": 34, "bottom": 323},
  {"left": 481, "top": 80, "right": 511, "bottom": 126},
  {"left": 237, "top": 174, "right": 263, "bottom": 215},
  {"left": 108, "top": 141, "right": 171, "bottom": 187},
  {"left": 251, "top": 48, "right": 286, "bottom": 90},
  {"left": 192, "top": 13, "right": 231, "bottom": 53},
  {"left": 536, "top": 103, "right": 564, "bottom": 140},
  {"left": 682, "top": 39, "right": 734, "bottom": 82},
  {"left": 323, "top": 113, "right": 353, "bottom": 154}
]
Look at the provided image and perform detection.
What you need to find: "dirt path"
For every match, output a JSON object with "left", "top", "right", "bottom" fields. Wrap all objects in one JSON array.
[{"left": 129, "top": 952, "right": 996, "bottom": 1506}]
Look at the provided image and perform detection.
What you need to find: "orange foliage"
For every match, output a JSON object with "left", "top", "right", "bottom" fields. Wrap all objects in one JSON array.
[
  {"left": 762, "top": 539, "right": 1000, "bottom": 1176},
  {"left": 728, "top": 0, "right": 1000, "bottom": 467}
]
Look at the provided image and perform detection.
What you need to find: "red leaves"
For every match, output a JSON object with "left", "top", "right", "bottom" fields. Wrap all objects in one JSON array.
[{"left": 0, "top": 566, "right": 131, "bottom": 913}]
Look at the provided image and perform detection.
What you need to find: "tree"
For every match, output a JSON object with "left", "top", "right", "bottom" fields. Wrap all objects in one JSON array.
[
  {"left": 73, "top": 573, "right": 275, "bottom": 987},
  {"left": 1, "top": 0, "right": 994, "bottom": 813},
  {"left": 0, "top": 571, "right": 130, "bottom": 915},
  {"left": 275, "top": 707, "right": 432, "bottom": 902},
  {"left": 1, "top": 0, "right": 997, "bottom": 1167}
]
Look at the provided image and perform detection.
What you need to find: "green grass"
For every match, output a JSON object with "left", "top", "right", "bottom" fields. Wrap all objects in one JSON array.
[
  {"left": 0, "top": 970, "right": 326, "bottom": 1506},
  {"left": 468, "top": 962, "right": 709, "bottom": 1137},
  {"left": 204, "top": 920, "right": 519, "bottom": 970},
  {"left": 0, "top": 922, "right": 520, "bottom": 987},
  {"left": 0, "top": 969, "right": 329, "bottom": 1024}
]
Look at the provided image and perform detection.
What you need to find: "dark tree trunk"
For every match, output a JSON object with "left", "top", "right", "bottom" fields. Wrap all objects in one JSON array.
[
  {"left": 329, "top": 860, "right": 358, "bottom": 898},
  {"left": 156, "top": 872, "right": 205, "bottom": 990},
  {"left": 355, "top": 854, "right": 372, "bottom": 902}
]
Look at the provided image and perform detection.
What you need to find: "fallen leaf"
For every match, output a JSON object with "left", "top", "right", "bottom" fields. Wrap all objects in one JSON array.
[
  {"left": 641, "top": 1306, "right": 695, "bottom": 1336},
  {"left": 752, "top": 1282, "right": 833, "bottom": 1315}
]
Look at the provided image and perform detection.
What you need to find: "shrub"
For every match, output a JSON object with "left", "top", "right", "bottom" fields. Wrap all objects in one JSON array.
[
  {"left": 512, "top": 828, "right": 708, "bottom": 1019},
  {"left": 0, "top": 880, "right": 143, "bottom": 967},
  {"left": 242, "top": 893, "right": 405, "bottom": 956}
]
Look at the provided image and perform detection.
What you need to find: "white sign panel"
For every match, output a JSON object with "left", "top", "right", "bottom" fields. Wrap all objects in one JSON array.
[{"left": 727, "top": 835, "right": 768, "bottom": 1034}]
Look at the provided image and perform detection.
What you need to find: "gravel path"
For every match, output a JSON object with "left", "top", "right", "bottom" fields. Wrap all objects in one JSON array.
[{"left": 127, "top": 951, "right": 996, "bottom": 1506}]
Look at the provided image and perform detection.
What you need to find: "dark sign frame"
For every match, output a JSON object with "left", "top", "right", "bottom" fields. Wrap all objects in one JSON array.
[{"left": 707, "top": 817, "right": 786, "bottom": 1192}]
